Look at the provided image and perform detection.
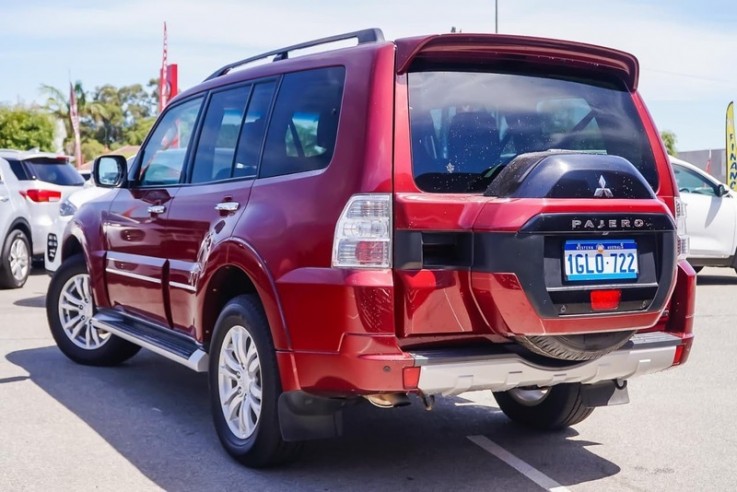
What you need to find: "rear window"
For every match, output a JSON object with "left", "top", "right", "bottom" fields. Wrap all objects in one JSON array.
[
  {"left": 408, "top": 71, "right": 658, "bottom": 193},
  {"left": 24, "top": 158, "right": 85, "bottom": 186}
]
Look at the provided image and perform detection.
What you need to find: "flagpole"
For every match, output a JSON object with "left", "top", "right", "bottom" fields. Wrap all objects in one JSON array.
[
  {"left": 69, "top": 81, "right": 82, "bottom": 169},
  {"left": 159, "top": 21, "right": 169, "bottom": 113}
]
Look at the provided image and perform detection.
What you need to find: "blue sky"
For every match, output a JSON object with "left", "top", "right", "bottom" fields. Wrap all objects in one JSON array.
[{"left": 1, "top": 0, "right": 736, "bottom": 152}]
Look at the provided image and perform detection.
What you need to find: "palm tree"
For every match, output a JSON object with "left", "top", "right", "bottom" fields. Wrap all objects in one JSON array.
[{"left": 38, "top": 82, "right": 108, "bottom": 153}]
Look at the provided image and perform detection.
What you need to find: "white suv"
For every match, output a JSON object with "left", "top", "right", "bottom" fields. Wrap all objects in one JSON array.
[
  {"left": 0, "top": 158, "right": 32, "bottom": 288},
  {"left": 0, "top": 150, "right": 85, "bottom": 287},
  {"left": 671, "top": 155, "right": 737, "bottom": 273}
]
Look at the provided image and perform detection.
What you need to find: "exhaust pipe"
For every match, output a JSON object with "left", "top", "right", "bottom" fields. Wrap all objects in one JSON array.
[{"left": 364, "top": 393, "right": 411, "bottom": 409}]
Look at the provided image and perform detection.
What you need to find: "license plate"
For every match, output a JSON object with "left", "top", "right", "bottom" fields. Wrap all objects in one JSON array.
[{"left": 564, "top": 239, "right": 638, "bottom": 281}]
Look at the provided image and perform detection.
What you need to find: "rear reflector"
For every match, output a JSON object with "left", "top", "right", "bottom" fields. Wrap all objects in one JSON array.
[
  {"left": 590, "top": 289, "right": 621, "bottom": 311},
  {"left": 403, "top": 366, "right": 420, "bottom": 389},
  {"left": 21, "top": 189, "right": 62, "bottom": 203}
]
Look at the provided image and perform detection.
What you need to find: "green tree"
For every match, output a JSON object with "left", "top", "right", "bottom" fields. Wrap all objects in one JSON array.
[
  {"left": 661, "top": 130, "right": 678, "bottom": 156},
  {"left": 0, "top": 106, "right": 55, "bottom": 151},
  {"left": 81, "top": 139, "right": 107, "bottom": 163}
]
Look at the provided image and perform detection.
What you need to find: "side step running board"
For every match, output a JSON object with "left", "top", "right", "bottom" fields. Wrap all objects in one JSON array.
[{"left": 91, "top": 311, "right": 209, "bottom": 372}]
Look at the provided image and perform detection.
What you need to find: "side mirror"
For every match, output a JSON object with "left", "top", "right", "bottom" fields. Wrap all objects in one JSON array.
[
  {"left": 93, "top": 155, "right": 128, "bottom": 188},
  {"left": 718, "top": 184, "right": 730, "bottom": 197}
]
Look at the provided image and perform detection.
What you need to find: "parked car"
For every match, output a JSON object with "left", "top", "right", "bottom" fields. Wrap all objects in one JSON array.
[
  {"left": 46, "top": 29, "right": 696, "bottom": 467},
  {"left": 0, "top": 158, "right": 33, "bottom": 288},
  {"left": 670, "top": 155, "right": 737, "bottom": 273},
  {"left": 45, "top": 156, "right": 134, "bottom": 273},
  {"left": 44, "top": 187, "right": 110, "bottom": 272},
  {"left": 0, "top": 150, "right": 85, "bottom": 287}
]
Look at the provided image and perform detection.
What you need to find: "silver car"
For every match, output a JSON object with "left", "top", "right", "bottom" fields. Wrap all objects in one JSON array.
[{"left": 0, "top": 150, "right": 85, "bottom": 288}]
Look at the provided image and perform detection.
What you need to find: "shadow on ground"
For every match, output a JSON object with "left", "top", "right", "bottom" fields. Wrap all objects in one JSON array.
[{"left": 7, "top": 346, "right": 620, "bottom": 491}]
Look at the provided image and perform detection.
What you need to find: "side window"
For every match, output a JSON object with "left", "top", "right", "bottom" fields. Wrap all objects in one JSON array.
[
  {"left": 190, "top": 87, "right": 251, "bottom": 184},
  {"left": 233, "top": 81, "right": 276, "bottom": 179},
  {"left": 260, "top": 67, "right": 345, "bottom": 178},
  {"left": 673, "top": 165, "right": 718, "bottom": 196},
  {"left": 8, "top": 160, "right": 28, "bottom": 180},
  {"left": 138, "top": 97, "right": 203, "bottom": 187}
]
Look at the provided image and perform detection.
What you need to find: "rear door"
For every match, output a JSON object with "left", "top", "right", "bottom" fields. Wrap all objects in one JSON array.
[
  {"left": 394, "top": 62, "right": 666, "bottom": 339},
  {"left": 164, "top": 81, "right": 275, "bottom": 338},
  {"left": 103, "top": 96, "right": 203, "bottom": 326},
  {"left": 673, "top": 163, "right": 737, "bottom": 257}
]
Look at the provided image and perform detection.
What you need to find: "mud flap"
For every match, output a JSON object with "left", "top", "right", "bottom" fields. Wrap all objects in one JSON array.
[
  {"left": 278, "top": 391, "right": 346, "bottom": 441},
  {"left": 580, "top": 380, "right": 630, "bottom": 407}
]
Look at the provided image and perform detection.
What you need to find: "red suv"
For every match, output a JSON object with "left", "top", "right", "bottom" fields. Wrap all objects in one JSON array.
[{"left": 46, "top": 29, "right": 696, "bottom": 467}]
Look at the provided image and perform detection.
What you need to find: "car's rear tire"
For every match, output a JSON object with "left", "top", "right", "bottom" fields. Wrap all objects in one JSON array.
[
  {"left": 46, "top": 254, "right": 141, "bottom": 365},
  {"left": 0, "top": 229, "right": 30, "bottom": 289},
  {"left": 209, "top": 295, "right": 301, "bottom": 468},
  {"left": 493, "top": 383, "right": 594, "bottom": 430},
  {"left": 516, "top": 331, "right": 634, "bottom": 361}
]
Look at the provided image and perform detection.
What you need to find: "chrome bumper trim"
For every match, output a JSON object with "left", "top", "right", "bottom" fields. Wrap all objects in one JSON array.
[{"left": 413, "top": 332, "right": 680, "bottom": 396}]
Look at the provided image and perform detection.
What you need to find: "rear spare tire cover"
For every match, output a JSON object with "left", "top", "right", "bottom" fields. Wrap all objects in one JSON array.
[{"left": 516, "top": 331, "right": 635, "bottom": 361}]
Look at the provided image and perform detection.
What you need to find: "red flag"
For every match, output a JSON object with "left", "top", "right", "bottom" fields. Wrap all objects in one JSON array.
[
  {"left": 705, "top": 149, "right": 712, "bottom": 174},
  {"left": 69, "top": 82, "right": 82, "bottom": 168},
  {"left": 159, "top": 22, "right": 169, "bottom": 112}
]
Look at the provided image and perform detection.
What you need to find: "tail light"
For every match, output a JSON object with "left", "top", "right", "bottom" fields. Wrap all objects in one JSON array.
[
  {"left": 332, "top": 194, "right": 392, "bottom": 268},
  {"left": 21, "top": 189, "right": 62, "bottom": 203},
  {"left": 674, "top": 197, "right": 689, "bottom": 260}
]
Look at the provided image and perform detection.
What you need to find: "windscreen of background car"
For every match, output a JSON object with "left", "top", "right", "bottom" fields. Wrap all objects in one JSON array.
[
  {"left": 24, "top": 158, "right": 85, "bottom": 186},
  {"left": 408, "top": 71, "right": 658, "bottom": 193}
]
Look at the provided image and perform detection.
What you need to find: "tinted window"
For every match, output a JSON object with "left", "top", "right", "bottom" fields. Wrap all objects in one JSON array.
[
  {"left": 8, "top": 160, "right": 29, "bottom": 180},
  {"left": 673, "top": 165, "right": 718, "bottom": 196},
  {"left": 139, "top": 97, "right": 203, "bottom": 187},
  {"left": 191, "top": 86, "right": 251, "bottom": 184},
  {"left": 409, "top": 71, "right": 657, "bottom": 193},
  {"left": 233, "top": 82, "right": 276, "bottom": 179},
  {"left": 260, "top": 67, "right": 345, "bottom": 178},
  {"left": 24, "top": 159, "right": 84, "bottom": 186}
]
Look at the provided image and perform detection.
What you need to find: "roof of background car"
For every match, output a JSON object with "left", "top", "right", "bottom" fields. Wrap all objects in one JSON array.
[
  {"left": 0, "top": 149, "right": 71, "bottom": 161},
  {"left": 669, "top": 155, "right": 725, "bottom": 186},
  {"left": 670, "top": 155, "right": 705, "bottom": 173}
]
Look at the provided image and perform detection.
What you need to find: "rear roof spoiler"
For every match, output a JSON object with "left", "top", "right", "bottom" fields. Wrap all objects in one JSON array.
[{"left": 395, "top": 33, "right": 639, "bottom": 91}]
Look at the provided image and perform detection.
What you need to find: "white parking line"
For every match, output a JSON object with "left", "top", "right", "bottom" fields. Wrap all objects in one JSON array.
[{"left": 467, "top": 435, "right": 571, "bottom": 492}]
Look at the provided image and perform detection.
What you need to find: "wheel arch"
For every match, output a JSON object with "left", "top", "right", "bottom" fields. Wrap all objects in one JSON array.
[
  {"left": 7, "top": 217, "right": 32, "bottom": 252},
  {"left": 199, "top": 239, "right": 291, "bottom": 352}
]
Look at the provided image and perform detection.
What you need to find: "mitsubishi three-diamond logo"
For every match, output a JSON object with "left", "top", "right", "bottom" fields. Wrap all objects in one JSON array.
[{"left": 594, "top": 175, "right": 614, "bottom": 198}]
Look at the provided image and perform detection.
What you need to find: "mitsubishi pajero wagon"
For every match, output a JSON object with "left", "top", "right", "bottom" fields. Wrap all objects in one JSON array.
[{"left": 46, "top": 29, "right": 696, "bottom": 467}]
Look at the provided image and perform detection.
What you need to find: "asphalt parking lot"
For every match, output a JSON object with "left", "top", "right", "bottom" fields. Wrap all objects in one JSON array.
[{"left": 1, "top": 268, "right": 736, "bottom": 491}]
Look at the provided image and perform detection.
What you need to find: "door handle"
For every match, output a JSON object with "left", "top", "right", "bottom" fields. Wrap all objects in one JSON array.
[
  {"left": 0, "top": 196, "right": 8, "bottom": 202},
  {"left": 147, "top": 205, "right": 166, "bottom": 215},
  {"left": 215, "top": 201, "right": 240, "bottom": 213}
]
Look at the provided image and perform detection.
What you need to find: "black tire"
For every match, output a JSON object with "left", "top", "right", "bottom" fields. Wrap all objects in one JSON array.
[
  {"left": 209, "top": 294, "right": 301, "bottom": 468},
  {"left": 0, "top": 229, "right": 31, "bottom": 289},
  {"left": 46, "top": 254, "right": 141, "bottom": 365},
  {"left": 493, "top": 383, "right": 594, "bottom": 430},
  {"left": 517, "top": 331, "right": 634, "bottom": 361}
]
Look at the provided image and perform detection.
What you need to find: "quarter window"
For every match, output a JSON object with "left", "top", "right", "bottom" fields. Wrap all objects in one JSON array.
[
  {"left": 260, "top": 67, "right": 345, "bottom": 178},
  {"left": 138, "top": 97, "right": 203, "bottom": 187}
]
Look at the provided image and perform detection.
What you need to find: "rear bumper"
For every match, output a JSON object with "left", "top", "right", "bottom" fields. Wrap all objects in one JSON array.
[
  {"left": 288, "top": 331, "right": 686, "bottom": 397},
  {"left": 412, "top": 332, "right": 681, "bottom": 396}
]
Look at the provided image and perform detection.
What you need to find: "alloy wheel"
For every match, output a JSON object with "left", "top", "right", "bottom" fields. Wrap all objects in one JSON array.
[
  {"left": 218, "top": 325, "right": 263, "bottom": 439},
  {"left": 9, "top": 236, "right": 29, "bottom": 282},
  {"left": 58, "top": 273, "right": 109, "bottom": 349}
]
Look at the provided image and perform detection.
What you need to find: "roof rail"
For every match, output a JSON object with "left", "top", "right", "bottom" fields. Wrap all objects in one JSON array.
[{"left": 204, "top": 28, "right": 385, "bottom": 81}]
